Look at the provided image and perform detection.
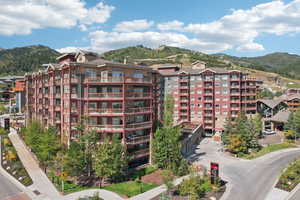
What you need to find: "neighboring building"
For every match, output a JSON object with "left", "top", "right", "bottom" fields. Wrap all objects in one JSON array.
[
  {"left": 13, "top": 79, "right": 26, "bottom": 113},
  {"left": 285, "top": 88, "right": 300, "bottom": 96},
  {"left": 158, "top": 67, "right": 257, "bottom": 135},
  {"left": 25, "top": 51, "right": 164, "bottom": 167},
  {"left": 283, "top": 94, "right": 300, "bottom": 112},
  {"left": 257, "top": 99, "right": 288, "bottom": 131},
  {"left": 180, "top": 122, "right": 203, "bottom": 157}
]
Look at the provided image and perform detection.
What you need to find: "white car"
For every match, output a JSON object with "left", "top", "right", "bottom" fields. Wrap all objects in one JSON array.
[{"left": 262, "top": 129, "right": 276, "bottom": 135}]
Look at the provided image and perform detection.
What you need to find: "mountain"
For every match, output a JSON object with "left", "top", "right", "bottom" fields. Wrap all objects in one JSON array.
[
  {"left": 102, "top": 45, "right": 231, "bottom": 68},
  {"left": 212, "top": 52, "right": 300, "bottom": 79},
  {"left": 0, "top": 45, "right": 60, "bottom": 75},
  {"left": 103, "top": 45, "right": 300, "bottom": 79}
]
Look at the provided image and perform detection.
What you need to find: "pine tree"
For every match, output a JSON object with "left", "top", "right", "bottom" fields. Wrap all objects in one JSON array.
[{"left": 152, "top": 95, "right": 188, "bottom": 175}]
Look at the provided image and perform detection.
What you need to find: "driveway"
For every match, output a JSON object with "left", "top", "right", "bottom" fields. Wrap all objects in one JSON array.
[
  {"left": 189, "top": 138, "right": 300, "bottom": 200},
  {"left": 0, "top": 173, "right": 22, "bottom": 200}
]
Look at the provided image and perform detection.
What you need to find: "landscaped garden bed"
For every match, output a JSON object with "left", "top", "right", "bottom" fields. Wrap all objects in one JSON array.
[
  {"left": 276, "top": 158, "right": 300, "bottom": 192},
  {"left": 241, "top": 143, "right": 297, "bottom": 159},
  {"left": 0, "top": 135, "right": 33, "bottom": 186}
]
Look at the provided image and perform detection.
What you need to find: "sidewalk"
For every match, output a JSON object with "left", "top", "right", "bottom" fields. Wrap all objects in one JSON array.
[
  {"left": 62, "top": 189, "right": 124, "bottom": 200},
  {"left": 8, "top": 129, "right": 60, "bottom": 200}
]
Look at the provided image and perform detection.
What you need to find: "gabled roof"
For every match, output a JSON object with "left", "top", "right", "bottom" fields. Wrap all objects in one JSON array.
[
  {"left": 285, "top": 94, "right": 300, "bottom": 101},
  {"left": 270, "top": 110, "right": 291, "bottom": 123},
  {"left": 257, "top": 99, "right": 286, "bottom": 109}
]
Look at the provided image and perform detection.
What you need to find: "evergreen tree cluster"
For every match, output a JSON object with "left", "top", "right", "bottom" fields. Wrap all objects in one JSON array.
[
  {"left": 222, "top": 113, "right": 262, "bottom": 155},
  {"left": 152, "top": 95, "right": 189, "bottom": 176},
  {"left": 284, "top": 110, "right": 300, "bottom": 140}
]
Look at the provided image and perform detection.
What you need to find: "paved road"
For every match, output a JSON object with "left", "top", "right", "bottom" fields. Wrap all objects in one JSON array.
[
  {"left": 0, "top": 173, "right": 22, "bottom": 200},
  {"left": 189, "top": 138, "right": 300, "bottom": 200},
  {"left": 287, "top": 185, "right": 300, "bottom": 200}
]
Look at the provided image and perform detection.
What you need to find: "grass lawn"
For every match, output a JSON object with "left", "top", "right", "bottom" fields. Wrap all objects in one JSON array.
[
  {"left": 103, "top": 181, "right": 158, "bottom": 197},
  {"left": 242, "top": 143, "right": 297, "bottom": 159}
]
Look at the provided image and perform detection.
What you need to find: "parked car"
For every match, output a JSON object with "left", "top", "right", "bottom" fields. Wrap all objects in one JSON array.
[{"left": 262, "top": 129, "right": 276, "bottom": 135}]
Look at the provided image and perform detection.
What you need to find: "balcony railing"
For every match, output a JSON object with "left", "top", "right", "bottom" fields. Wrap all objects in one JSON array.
[
  {"left": 126, "top": 107, "right": 151, "bottom": 113},
  {"left": 85, "top": 77, "right": 123, "bottom": 83},
  {"left": 88, "top": 92, "right": 123, "bottom": 98},
  {"left": 126, "top": 121, "right": 152, "bottom": 129},
  {"left": 126, "top": 135, "right": 150, "bottom": 145},
  {"left": 55, "top": 93, "right": 61, "bottom": 98},
  {"left": 126, "top": 92, "right": 151, "bottom": 98},
  {"left": 88, "top": 108, "right": 123, "bottom": 114},
  {"left": 126, "top": 77, "right": 151, "bottom": 83},
  {"left": 131, "top": 148, "right": 150, "bottom": 159},
  {"left": 89, "top": 124, "right": 123, "bottom": 131}
]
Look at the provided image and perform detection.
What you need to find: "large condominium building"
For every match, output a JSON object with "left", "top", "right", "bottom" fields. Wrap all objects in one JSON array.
[
  {"left": 158, "top": 66, "right": 257, "bottom": 135},
  {"left": 25, "top": 51, "right": 164, "bottom": 167}
]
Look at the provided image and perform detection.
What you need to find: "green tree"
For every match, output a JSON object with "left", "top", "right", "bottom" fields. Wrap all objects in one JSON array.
[
  {"left": 63, "top": 141, "right": 86, "bottom": 177},
  {"left": 152, "top": 95, "right": 188, "bottom": 175},
  {"left": 162, "top": 170, "right": 175, "bottom": 197},
  {"left": 35, "top": 126, "right": 60, "bottom": 172},
  {"left": 226, "top": 134, "right": 247, "bottom": 154},
  {"left": 110, "top": 134, "right": 128, "bottom": 182},
  {"left": 80, "top": 131, "right": 100, "bottom": 176},
  {"left": 93, "top": 137, "right": 113, "bottom": 188}
]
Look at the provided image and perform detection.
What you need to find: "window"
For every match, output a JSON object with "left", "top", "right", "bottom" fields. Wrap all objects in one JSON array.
[
  {"left": 88, "top": 102, "right": 97, "bottom": 109},
  {"left": 112, "top": 102, "right": 122, "bottom": 109},
  {"left": 85, "top": 68, "right": 97, "bottom": 79},
  {"left": 89, "top": 117, "right": 97, "bottom": 125},
  {"left": 55, "top": 99, "right": 61, "bottom": 106},
  {"left": 133, "top": 71, "right": 144, "bottom": 79},
  {"left": 222, "top": 75, "right": 228, "bottom": 80},
  {"left": 112, "top": 117, "right": 122, "bottom": 125},
  {"left": 112, "top": 71, "right": 123, "bottom": 81}
]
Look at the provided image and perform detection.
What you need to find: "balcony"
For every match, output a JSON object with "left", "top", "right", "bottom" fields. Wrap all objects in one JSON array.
[
  {"left": 231, "top": 107, "right": 240, "bottom": 111},
  {"left": 55, "top": 80, "right": 61, "bottom": 85},
  {"left": 126, "top": 77, "right": 152, "bottom": 84},
  {"left": 71, "top": 93, "right": 78, "bottom": 98},
  {"left": 126, "top": 135, "right": 150, "bottom": 145},
  {"left": 55, "top": 93, "right": 61, "bottom": 98},
  {"left": 230, "top": 93, "right": 240, "bottom": 96},
  {"left": 88, "top": 92, "right": 123, "bottom": 99},
  {"left": 131, "top": 148, "right": 150, "bottom": 159},
  {"left": 126, "top": 92, "right": 151, "bottom": 99},
  {"left": 54, "top": 105, "right": 61, "bottom": 111},
  {"left": 55, "top": 118, "right": 61, "bottom": 123},
  {"left": 88, "top": 108, "right": 123, "bottom": 115},
  {"left": 126, "top": 107, "right": 151, "bottom": 114},
  {"left": 89, "top": 124, "right": 123, "bottom": 132},
  {"left": 85, "top": 77, "right": 123, "bottom": 84},
  {"left": 71, "top": 78, "right": 79, "bottom": 83},
  {"left": 126, "top": 121, "right": 152, "bottom": 130}
]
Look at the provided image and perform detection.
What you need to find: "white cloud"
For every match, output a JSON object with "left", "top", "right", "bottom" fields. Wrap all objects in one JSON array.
[
  {"left": 56, "top": 46, "right": 87, "bottom": 53},
  {"left": 184, "top": 0, "right": 300, "bottom": 52},
  {"left": 157, "top": 20, "right": 184, "bottom": 31},
  {"left": 61, "top": 0, "right": 300, "bottom": 54},
  {"left": 88, "top": 30, "right": 229, "bottom": 53},
  {"left": 236, "top": 43, "right": 265, "bottom": 52},
  {"left": 0, "top": 0, "right": 114, "bottom": 35},
  {"left": 114, "top": 20, "right": 154, "bottom": 32}
]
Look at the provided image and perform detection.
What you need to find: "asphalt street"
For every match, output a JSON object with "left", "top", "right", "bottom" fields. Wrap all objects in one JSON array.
[
  {"left": 190, "top": 138, "right": 300, "bottom": 200},
  {"left": 0, "top": 173, "right": 21, "bottom": 200}
]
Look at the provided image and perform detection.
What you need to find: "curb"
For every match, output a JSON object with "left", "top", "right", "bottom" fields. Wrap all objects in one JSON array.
[{"left": 284, "top": 182, "right": 300, "bottom": 200}]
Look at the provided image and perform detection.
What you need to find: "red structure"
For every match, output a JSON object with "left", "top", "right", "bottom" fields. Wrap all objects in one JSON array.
[
  {"left": 159, "top": 67, "right": 257, "bottom": 135},
  {"left": 25, "top": 51, "right": 164, "bottom": 167}
]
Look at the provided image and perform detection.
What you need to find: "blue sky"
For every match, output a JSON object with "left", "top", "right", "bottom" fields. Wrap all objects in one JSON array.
[{"left": 0, "top": 0, "right": 299, "bottom": 57}]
